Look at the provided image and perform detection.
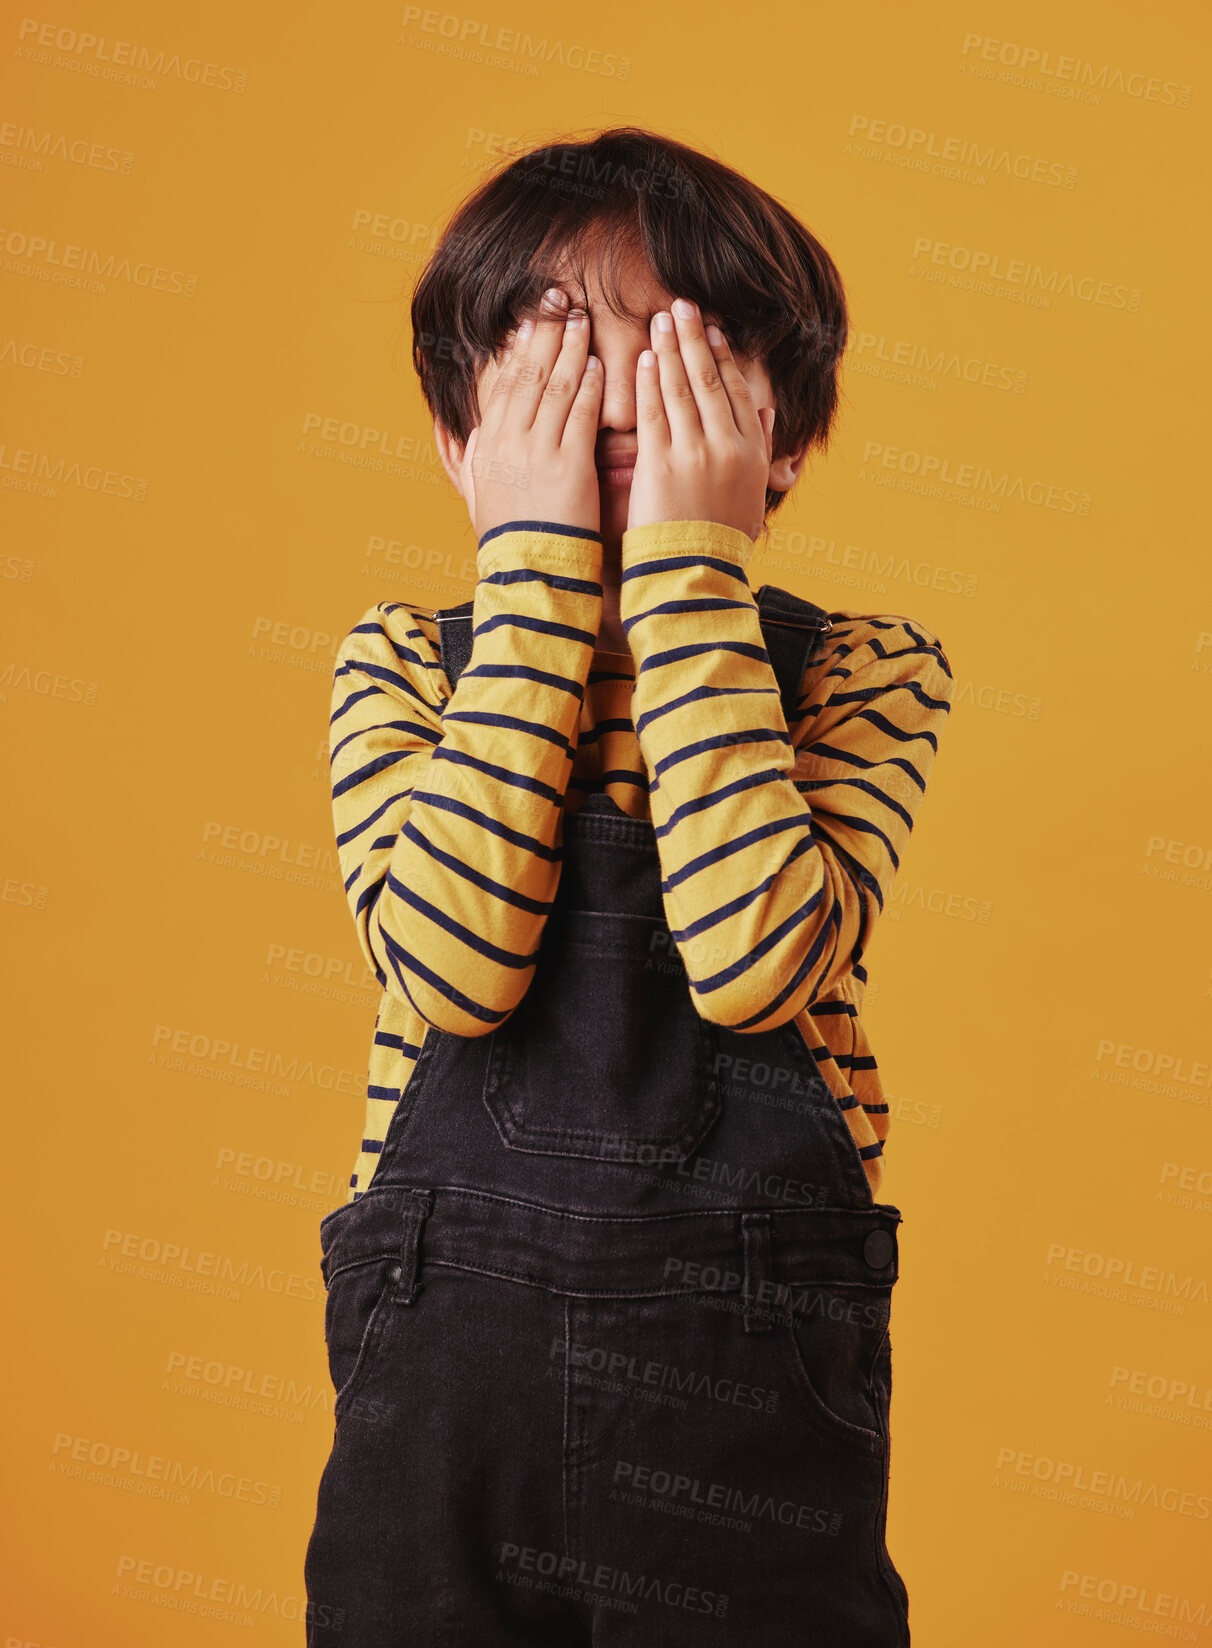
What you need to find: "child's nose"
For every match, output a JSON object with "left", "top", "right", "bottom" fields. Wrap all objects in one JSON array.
[{"left": 592, "top": 328, "right": 649, "bottom": 431}]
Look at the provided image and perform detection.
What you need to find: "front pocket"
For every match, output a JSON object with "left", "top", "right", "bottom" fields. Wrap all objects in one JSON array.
[
  {"left": 323, "top": 1255, "right": 400, "bottom": 1418},
  {"left": 482, "top": 909, "right": 722, "bottom": 1163},
  {"left": 779, "top": 1281, "right": 891, "bottom": 1454}
]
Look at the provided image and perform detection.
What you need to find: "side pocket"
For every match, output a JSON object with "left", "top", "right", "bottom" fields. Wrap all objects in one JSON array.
[
  {"left": 324, "top": 1254, "right": 400, "bottom": 1419},
  {"left": 780, "top": 1281, "right": 891, "bottom": 1454},
  {"left": 317, "top": 1187, "right": 431, "bottom": 1421}
]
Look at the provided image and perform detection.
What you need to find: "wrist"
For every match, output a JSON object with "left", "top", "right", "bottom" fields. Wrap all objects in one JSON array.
[
  {"left": 475, "top": 519, "right": 605, "bottom": 581},
  {"left": 621, "top": 518, "right": 754, "bottom": 567},
  {"left": 477, "top": 518, "right": 603, "bottom": 552}
]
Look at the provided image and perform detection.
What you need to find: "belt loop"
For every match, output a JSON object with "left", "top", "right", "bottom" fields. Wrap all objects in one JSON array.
[
  {"left": 741, "top": 1212, "right": 774, "bottom": 1334},
  {"left": 390, "top": 1188, "right": 435, "bottom": 1306}
]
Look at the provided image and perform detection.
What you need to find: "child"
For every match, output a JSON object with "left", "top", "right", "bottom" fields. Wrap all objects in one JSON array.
[{"left": 306, "top": 126, "right": 952, "bottom": 1645}]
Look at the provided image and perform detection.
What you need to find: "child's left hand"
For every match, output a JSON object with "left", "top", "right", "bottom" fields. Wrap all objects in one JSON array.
[{"left": 626, "top": 298, "right": 775, "bottom": 543}]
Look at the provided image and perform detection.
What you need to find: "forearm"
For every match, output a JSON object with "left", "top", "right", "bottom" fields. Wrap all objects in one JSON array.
[
  {"left": 619, "top": 520, "right": 836, "bottom": 1026},
  {"left": 366, "top": 523, "right": 603, "bottom": 1033}
]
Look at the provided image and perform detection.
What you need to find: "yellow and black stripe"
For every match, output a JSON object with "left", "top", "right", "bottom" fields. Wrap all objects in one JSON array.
[{"left": 329, "top": 518, "right": 952, "bottom": 1202}]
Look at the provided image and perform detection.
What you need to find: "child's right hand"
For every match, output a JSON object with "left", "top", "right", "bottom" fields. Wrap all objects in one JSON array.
[{"left": 458, "top": 286, "right": 604, "bottom": 542}]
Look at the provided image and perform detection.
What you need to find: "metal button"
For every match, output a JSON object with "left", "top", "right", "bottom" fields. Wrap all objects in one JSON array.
[
  {"left": 388, "top": 1263, "right": 402, "bottom": 1283},
  {"left": 863, "top": 1229, "right": 894, "bottom": 1270}
]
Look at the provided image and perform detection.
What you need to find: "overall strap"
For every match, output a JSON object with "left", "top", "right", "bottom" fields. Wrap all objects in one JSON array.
[
  {"left": 432, "top": 598, "right": 475, "bottom": 694},
  {"left": 430, "top": 583, "right": 831, "bottom": 725},
  {"left": 753, "top": 582, "right": 833, "bottom": 726}
]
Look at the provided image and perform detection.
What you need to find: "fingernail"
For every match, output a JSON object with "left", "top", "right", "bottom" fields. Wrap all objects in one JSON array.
[
  {"left": 639, "top": 349, "right": 656, "bottom": 367},
  {"left": 705, "top": 323, "right": 724, "bottom": 346},
  {"left": 544, "top": 287, "right": 568, "bottom": 307},
  {"left": 517, "top": 318, "right": 534, "bottom": 339},
  {"left": 672, "top": 298, "right": 696, "bottom": 318},
  {"left": 565, "top": 310, "right": 586, "bottom": 327},
  {"left": 653, "top": 312, "right": 674, "bottom": 333}
]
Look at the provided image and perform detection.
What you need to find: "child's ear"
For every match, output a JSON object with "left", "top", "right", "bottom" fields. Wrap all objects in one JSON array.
[
  {"left": 433, "top": 415, "right": 468, "bottom": 499},
  {"left": 768, "top": 437, "right": 811, "bottom": 493}
]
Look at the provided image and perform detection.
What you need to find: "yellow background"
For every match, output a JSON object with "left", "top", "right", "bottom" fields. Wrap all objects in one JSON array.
[{"left": 3, "top": 0, "right": 1210, "bottom": 1641}]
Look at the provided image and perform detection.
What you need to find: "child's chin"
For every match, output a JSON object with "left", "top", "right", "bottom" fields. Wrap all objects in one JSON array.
[{"left": 598, "top": 485, "right": 630, "bottom": 528}]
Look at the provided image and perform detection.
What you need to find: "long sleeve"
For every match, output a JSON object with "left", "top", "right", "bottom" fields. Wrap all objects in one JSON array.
[
  {"left": 618, "top": 518, "right": 952, "bottom": 1033},
  {"left": 329, "top": 521, "right": 603, "bottom": 1036}
]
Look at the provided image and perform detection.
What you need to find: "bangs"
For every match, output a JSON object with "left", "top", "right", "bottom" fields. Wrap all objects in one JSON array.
[{"left": 409, "top": 127, "right": 848, "bottom": 514}]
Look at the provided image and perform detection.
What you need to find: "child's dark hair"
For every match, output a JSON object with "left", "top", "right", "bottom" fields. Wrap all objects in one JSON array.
[{"left": 409, "top": 126, "right": 848, "bottom": 517}]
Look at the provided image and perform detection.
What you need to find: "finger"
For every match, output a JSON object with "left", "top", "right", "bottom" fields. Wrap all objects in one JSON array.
[
  {"left": 506, "top": 287, "right": 575, "bottom": 429},
  {"left": 560, "top": 351, "right": 604, "bottom": 450},
  {"left": 635, "top": 346, "right": 670, "bottom": 452},
  {"left": 668, "top": 299, "right": 744, "bottom": 438},
  {"left": 481, "top": 317, "right": 534, "bottom": 433},
  {"left": 494, "top": 325, "right": 521, "bottom": 378},
  {"left": 532, "top": 306, "right": 591, "bottom": 441},
  {"left": 649, "top": 309, "right": 701, "bottom": 442},
  {"left": 702, "top": 321, "right": 763, "bottom": 442}
]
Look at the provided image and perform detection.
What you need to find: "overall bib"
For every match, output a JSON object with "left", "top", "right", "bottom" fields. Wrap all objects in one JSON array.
[{"left": 304, "top": 585, "right": 911, "bottom": 1646}]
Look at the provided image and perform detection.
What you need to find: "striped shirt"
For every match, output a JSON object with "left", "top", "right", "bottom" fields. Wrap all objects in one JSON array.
[{"left": 328, "top": 518, "right": 952, "bottom": 1204}]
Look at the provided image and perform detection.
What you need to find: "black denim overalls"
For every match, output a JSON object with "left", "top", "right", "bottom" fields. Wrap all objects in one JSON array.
[{"left": 304, "top": 584, "right": 911, "bottom": 1646}]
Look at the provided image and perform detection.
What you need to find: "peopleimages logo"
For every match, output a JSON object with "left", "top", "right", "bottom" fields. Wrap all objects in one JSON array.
[
  {"left": 114, "top": 1554, "right": 343, "bottom": 1630},
  {"left": 1043, "top": 1242, "right": 1209, "bottom": 1308},
  {"left": 1058, "top": 1571, "right": 1210, "bottom": 1630},
  {"left": 15, "top": 18, "right": 250, "bottom": 91},
  {"left": 0, "top": 120, "right": 133, "bottom": 173},
  {"left": 51, "top": 1433, "right": 282, "bottom": 1508},
  {"left": 1094, "top": 1039, "right": 1212, "bottom": 1092},
  {"left": 959, "top": 34, "right": 1191, "bottom": 108},
  {"left": 1110, "top": 1364, "right": 1212, "bottom": 1417},
  {"left": 612, "top": 1458, "right": 842, "bottom": 1538},
  {"left": 0, "top": 226, "right": 198, "bottom": 295},
  {"left": 910, "top": 235, "right": 1141, "bottom": 310},
  {"left": 847, "top": 113, "right": 1077, "bottom": 188},
  {"left": 847, "top": 329, "right": 1027, "bottom": 395},
  {"left": 551, "top": 1335, "right": 780, "bottom": 1415},
  {"left": 496, "top": 1543, "right": 728, "bottom": 1617},
  {"left": 100, "top": 1227, "right": 320, "bottom": 1303},
  {"left": 151, "top": 1022, "right": 361, "bottom": 1095},
  {"left": 860, "top": 438, "right": 1091, "bottom": 513},
  {"left": 994, "top": 1446, "right": 1211, "bottom": 1518},
  {"left": 0, "top": 440, "right": 147, "bottom": 499},
  {"left": 398, "top": 7, "right": 631, "bottom": 79}
]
